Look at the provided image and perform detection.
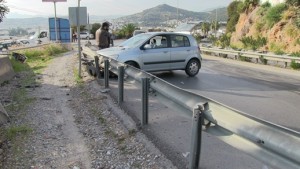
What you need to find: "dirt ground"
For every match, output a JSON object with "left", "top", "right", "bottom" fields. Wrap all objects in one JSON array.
[{"left": 0, "top": 51, "right": 176, "bottom": 169}]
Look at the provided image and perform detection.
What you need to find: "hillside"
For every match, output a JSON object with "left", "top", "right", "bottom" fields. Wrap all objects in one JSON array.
[
  {"left": 230, "top": 3, "right": 300, "bottom": 54},
  {"left": 115, "top": 4, "right": 227, "bottom": 26}
]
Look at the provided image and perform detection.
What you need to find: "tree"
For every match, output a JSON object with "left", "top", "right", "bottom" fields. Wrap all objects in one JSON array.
[
  {"left": 90, "top": 23, "right": 101, "bottom": 37},
  {"left": 122, "top": 23, "right": 137, "bottom": 38},
  {"left": 200, "top": 22, "right": 210, "bottom": 37},
  {"left": 0, "top": 0, "right": 9, "bottom": 23}
]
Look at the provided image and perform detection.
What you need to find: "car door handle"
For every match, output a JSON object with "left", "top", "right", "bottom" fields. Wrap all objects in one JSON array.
[
  {"left": 163, "top": 51, "right": 168, "bottom": 53},
  {"left": 186, "top": 49, "right": 190, "bottom": 51}
]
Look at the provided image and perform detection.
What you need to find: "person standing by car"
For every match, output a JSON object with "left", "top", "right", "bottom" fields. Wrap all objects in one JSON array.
[{"left": 98, "top": 21, "right": 111, "bottom": 50}]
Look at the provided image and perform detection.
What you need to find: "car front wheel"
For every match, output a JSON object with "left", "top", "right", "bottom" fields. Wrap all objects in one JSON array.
[{"left": 185, "top": 59, "right": 200, "bottom": 77}]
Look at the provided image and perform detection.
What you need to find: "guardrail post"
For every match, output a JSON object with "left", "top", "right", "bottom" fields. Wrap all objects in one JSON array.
[
  {"left": 118, "top": 66, "right": 124, "bottom": 105},
  {"left": 284, "top": 62, "right": 287, "bottom": 68},
  {"left": 142, "top": 78, "right": 150, "bottom": 126},
  {"left": 94, "top": 56, "right": 101, "bottom": 78},
  {"left": 104, "top": 59, "right": 109, "bottom": 88},
  {"left": 189, "top": 105, "right": 205, "bottom": 169}
]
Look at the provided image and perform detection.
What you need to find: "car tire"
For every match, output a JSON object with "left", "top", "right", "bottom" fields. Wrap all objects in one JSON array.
[
  {"left": 125, "top": 61, "right": 140, "bottom": 69},
  {"left": 185, "top": 59, "right": 200, "bottom": 77}
]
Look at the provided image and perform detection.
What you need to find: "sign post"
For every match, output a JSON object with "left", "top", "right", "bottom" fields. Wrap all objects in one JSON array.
[
  {"left": 42, "top": 0, "right": 67, "bottom": 42},
  {"left": 69, "top": 5, "right": 87, "bottom": 78}
]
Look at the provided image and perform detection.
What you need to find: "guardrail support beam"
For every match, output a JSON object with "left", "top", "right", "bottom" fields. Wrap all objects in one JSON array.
[
  {"left": 142, "top": 78, "right": 150, "bottom": 126},
  {"left": 94, "top": 56, "right": 101, "bottom": 79},
  {"left": 104, "top": 59, "right": 109, "bottom": 88},
  {"left": 189, "top": 105, "right": 205, "bottom": 169},
  {"left": 118, "top": 66, "right": 125, "bottom": 105}
]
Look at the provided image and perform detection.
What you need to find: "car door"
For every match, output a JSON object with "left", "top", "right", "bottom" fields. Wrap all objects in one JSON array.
[
  {"left": 140, "top": 35, "right": 171, "bottom": 71},
  {"left": 170, "top": 35, "right": 192, "bottom": 69}
]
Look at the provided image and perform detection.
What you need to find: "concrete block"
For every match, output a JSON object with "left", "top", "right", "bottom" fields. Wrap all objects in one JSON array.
[{"left": 0, "top": 55, "right": 15, "bottom": 84}]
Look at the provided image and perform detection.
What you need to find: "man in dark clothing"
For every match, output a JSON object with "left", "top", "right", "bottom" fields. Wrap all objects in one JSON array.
[{"left": 98, "top": 21, "right": 111, "bottom": 50}]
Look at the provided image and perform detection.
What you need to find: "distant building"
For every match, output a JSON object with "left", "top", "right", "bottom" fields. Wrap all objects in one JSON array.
[{"left": 260, "top": 0, "right": 286, "bottom": 5}]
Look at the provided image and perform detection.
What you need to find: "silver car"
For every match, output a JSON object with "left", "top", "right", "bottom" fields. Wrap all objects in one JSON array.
[{"left": 97, "top": 32, "right": 202, "bottom": 77}]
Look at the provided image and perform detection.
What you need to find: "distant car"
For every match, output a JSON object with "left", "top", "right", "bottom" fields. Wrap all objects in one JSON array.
[
  {"left": 133, "top": 30, "right": 146, "bottom": 36},
  {"left": 80, "top": 32, "right": 94, "bottom": 39},
  {"left": 97, "top": 32, "right": 202, "bottom": 77}
]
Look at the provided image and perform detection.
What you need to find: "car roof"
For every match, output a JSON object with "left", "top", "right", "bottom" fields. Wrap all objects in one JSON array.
[{"left": 143, "top": 32, "right": 193, "bottom": 37}]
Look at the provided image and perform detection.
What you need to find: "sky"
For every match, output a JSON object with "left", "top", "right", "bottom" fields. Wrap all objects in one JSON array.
[{"left": 5, "top": 0, "right": 233, "bottom": 18}]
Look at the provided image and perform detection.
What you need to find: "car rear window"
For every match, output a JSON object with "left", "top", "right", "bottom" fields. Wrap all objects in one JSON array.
[{"left": 171, "top": 35, "right": 190, "bottom": 48}]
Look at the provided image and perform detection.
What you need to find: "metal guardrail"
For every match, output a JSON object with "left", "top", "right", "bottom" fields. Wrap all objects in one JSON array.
[
  {"left": 201, "top": 47, "right": 300, "bottom": 68},
  {"left": 83, "top": 46, "right": 300, "bottom": 169}
]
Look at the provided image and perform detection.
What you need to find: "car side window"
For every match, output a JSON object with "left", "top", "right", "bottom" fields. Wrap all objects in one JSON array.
[
  {"left": 146, "top": 35, "right": 168, "bottom": 49},
  {"left": 171, "top": 35, "right": 190, "bottom": 48}
]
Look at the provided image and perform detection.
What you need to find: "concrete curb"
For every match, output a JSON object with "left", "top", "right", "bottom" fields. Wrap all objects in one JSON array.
[{"left": 0, "top": 55, "right": 15, "bottom": 84}]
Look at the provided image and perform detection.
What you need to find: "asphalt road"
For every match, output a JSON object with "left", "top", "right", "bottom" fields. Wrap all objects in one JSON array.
[{"left": 155, "top": 54, "right": 300, "bottom": 131}]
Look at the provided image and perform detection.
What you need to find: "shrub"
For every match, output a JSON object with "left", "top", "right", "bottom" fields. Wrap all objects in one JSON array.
[
  {"left": 266, "top": 4, "right": 287, "bottom": 28},
  {"left": 227, "top": 1, "right": 243, "bottom": 33},
  {"left": 291, "top": 52, "right": 300, "bottom": 57},
  {"left": 261, "top": 1, "right": 271, "bottom": 8},
  {"left": 240, "top": 36, "right": 267, "bottom": 50},
  {"left": 218, "top": 34, "right": 231, "bottom": 48},
  {"left": 259, "top": 56, "right": 268, "bottom": 65},
  {"left": 286, "top": 0, "right": 300, "bottom": 6},
  {"left": 274, "top": 50, "right": 285, "bottom": 55},
  {"left": 290, "top": 60, "right": 300, "bottom": 69},
  {"left": 239, "top": 55, "right": 252, "bottom": 62}
]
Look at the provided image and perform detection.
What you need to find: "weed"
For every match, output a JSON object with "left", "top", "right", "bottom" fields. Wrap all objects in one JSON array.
[
  {"left": 73, "top": 68, "right": 83, "bottom": 86},
  {"left": 291, "top": 52, "right": 300, "bottom": 57},
  {"left": 274, "top": 50, "right": 285, "bottom": 55},
  {"left": 259, "top": 56, "right": 268, "bottom": 65},
  {"left": 5, "top": 125, "right": 32, "bottom": 140},
  {"left": 239, "top": 56, "right": 252, "bottom": 62},
  {"left": 290, "top": 60, "right": 300, "bottom": 69},
  {"left": 266, "top": 4, "right": 287, "bottom": 28}
]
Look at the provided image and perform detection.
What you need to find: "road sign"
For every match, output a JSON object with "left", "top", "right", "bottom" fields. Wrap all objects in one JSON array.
[
  {"left": 42, "top": 0, "right": 67, "bottom": 2},
  {"left": 69, "top": 7, "right": 87, "bottom": 26}
]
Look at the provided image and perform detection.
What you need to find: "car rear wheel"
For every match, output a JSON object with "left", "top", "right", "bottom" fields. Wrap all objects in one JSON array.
[{"left": 185, "top": 59, "right": 200, "bottom": 77}]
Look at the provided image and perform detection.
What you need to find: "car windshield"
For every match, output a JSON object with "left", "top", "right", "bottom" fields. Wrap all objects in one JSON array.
[{"left": 119, "top": 33, "right": 152, "bottom": 48}]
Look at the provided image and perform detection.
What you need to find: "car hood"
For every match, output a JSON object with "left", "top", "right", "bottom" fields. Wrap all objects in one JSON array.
[{"left": 96, "top": 46, "right": 129, "bottom": 57}]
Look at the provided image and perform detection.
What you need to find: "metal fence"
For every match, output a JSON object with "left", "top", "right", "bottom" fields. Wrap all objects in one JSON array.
[
  {"left": 83, "top": 46, "right": 300, "bottom": 169},
  {"left": 201, "top": 47, "right": 300, "bottom": 68}
]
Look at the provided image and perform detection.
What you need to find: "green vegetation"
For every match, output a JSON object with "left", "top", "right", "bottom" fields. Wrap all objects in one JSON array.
[
  {"left": 90, "top": 23, "right": 101, "bottom": 37},
  {"left": 240, "top": 36, "right": 267, "bottom": 50},
  {"left": 239, "top": 55, "right": 252, "bottom": 62},
  {"left": 266, "top": 3, "right": 287, "bottom": 28},
  {"left": 259, "top": 56, "right": 268, "bottom": 65},
  {"left": 269, "top": 42, "right": 285, "bottom": 54},
  {"left": 227, "top": 1, "right": 243, "bottom": 33},
  {"left": 73, "top": 68, "right": 83, "bottom": 86},
  {"left": 115, "top": 23, "right": 137, "bottom": 39},
  {"left": 10, "top": 44, "right": 68, "bottom": 74},
  {"left": 291, "top": 52, "right": 300, "bottom": 57},
  {"left": 286, "top": 0, "right": 300, "bottom": 6},
  {"left": 290, "top": 60, "right": 300, "bottom": 69},
  {"left": 216, "top": 34, "right": 231, "bottom": 48},
  {"left": 5, "top": 125, "right": 32, "bottom": 140}
]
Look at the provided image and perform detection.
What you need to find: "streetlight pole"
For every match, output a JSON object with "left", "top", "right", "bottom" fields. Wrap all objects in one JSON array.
[
  {"left": 215, "top": 8, "right": 217, "bottom": 37},
  {"left": 77, "top": 0, "right": 81, "bottom": 77}
]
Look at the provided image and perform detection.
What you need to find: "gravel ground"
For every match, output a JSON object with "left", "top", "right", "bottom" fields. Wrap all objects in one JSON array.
[{"left": 0, "top": 51, "right": 176, "bottom": 169}]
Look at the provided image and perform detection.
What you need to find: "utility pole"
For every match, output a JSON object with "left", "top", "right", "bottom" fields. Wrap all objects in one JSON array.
[
  {"left": 77, "top": 0, "right": 81, "bottom": 77},
  {"left": 215, "top": 8, "right": 218, "bottom": 37}
]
